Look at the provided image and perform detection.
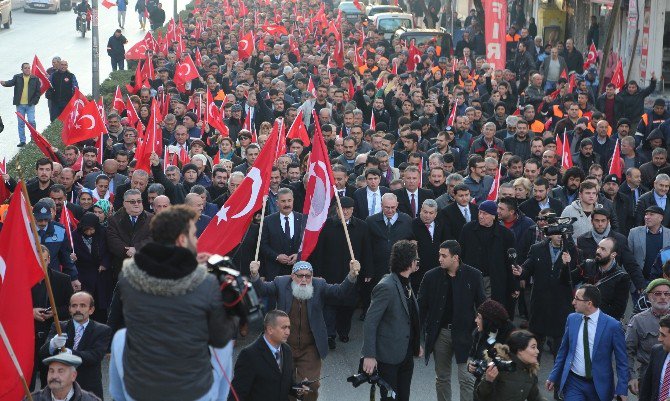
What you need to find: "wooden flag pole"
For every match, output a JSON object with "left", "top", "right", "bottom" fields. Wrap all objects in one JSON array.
[
  {"left": 0, "top": 322, "right": 34, "bottom": 401},
  {"left": 253, "top": 195, "right": 268, "bottom": 262},
  {"left": 16, "top": 167, "right": 64, "bottom": 341},
  {"left": 332, "top": 185, "right": 355, "bottom": 261}
]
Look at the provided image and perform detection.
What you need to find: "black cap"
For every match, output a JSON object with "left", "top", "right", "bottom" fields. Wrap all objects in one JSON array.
[
  {"left": 602, "top": 174, "right": 620, "bottom": 185},
  {"left": 654, "top": 98, "right": 666, "bottom": 108},
  {"left": 339, "top": 196, "right": 354, "bottom": 208},
  {"left": 646, "top": 206, "right": 665, "bottom": 216},
  {"left": 617, "top": 118, "right": 631, "bottom": 128}
]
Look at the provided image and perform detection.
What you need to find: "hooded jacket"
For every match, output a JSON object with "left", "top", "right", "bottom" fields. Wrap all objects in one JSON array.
[
  {"left": 560, "top": 199, "right": 604, "bottom": 239},
  {"left": 118, "top": 243, "right": 234, "bottom": 401}
]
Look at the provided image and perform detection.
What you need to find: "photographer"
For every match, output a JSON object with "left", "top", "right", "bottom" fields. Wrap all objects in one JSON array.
[
  {"left": 109, "top": 205, "right": 235, "bottom": 401},
  {"left": 474, "top": 330, "right": 543, "bottom": 401},
  {"left": 361, "top": 240, "right": 422, "bottom": 401}
]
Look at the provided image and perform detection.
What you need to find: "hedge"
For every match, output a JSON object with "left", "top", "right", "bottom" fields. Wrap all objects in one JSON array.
[{"left": 8, "top": 0, "right": 194, "bottom": 177}]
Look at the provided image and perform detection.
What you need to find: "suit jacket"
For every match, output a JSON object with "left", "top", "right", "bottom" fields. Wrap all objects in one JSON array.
[
  {"left": 106, "top": 209, "right": 153, "bottom": 275},
  {"left": 634, "top": 190, "right": 670, "bottom": 227},
  {"left": 82, "top": 171, "right": 128, "bottom": 192},
  {"left": 228, "top": 336, "right": 296, "bottom": 401},
  {"left": 32, "top": 269, "right": 74, "bottom": 335},
  {"left": 411, "top": 217, "right": 450, "bottom": 289},
  {"left": 353, "top": 187, "right": 390, "bottom": 220},
  {"left": 394, "top": 188, "right": 435, "bottom": 219},
  {"left": 639, "top": 343, "right": 668, "bottom": 401},
  {"left": 628, "top": 226, "right": 670, "bottom": 279},
  {"left": 439, "top": 202, "right": 478, "bottom": 241},
  {"left": 259, "top": 212, "right": 305, "bottom": 280},
  {"left": 365, "top": 212, "right": 414, "bottom": 279},
  {"left": 40, "top": 320, "right": 112, "bottom": 399},
  {"left": 253, "top": 274, "right": 357, "bottom": 359},
  {"left": 548, "top": 311, "right": 629, "bottom": 401},
  {"left": 518, "top": 197, "right": 565, "bottom": 221},
  {"left": 362, "top": 273, "right": 419, "bottom": 364}
]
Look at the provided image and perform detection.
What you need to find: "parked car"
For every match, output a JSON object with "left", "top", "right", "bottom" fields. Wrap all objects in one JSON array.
[
  {"left": 394, "top": 27, "right": 448, "bottom": 47},
  {"left": 365, "top": 4, "right": 402, "bottom": 17},
  {"left": 370, "top": 12, "right": 413, "bottom": 39},
  {"left": 25, "top": 0, "right": 60, "bottom": 13},
  {"left": 0, "top": 0, "right": 12, "bottom": 28},
  {"left": 338, "top": 1, "right": 363, "bottom": 23}
]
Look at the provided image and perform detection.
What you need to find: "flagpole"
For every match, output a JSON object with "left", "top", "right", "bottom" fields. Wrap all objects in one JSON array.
[
  {"left": 332, "top": 185, "right": 355, "bottom": 261},
  {"left": 16, "top": 168, "right": 65, "bottom": 341},
  {"left": 253, "top": 195, "right": 268, "bottom": 262},
  {"left": 0, "top": 322, "right": 34, "bottom": 401}
]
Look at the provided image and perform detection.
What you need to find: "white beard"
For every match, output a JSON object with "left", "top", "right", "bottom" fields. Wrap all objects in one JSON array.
[{"left": 291, "top": 281, "right": 314, "bottom": 300}]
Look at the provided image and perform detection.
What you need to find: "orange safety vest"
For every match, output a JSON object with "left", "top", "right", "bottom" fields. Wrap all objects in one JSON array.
[
  {"left": 529, "top": 119, "right": 545, "bottom": 134},
  {"left": 552, "top": 105, "right": 564, "bottom": 119},
  {"left": 506, "top": 33, "right": 520, "bottom": 43}
]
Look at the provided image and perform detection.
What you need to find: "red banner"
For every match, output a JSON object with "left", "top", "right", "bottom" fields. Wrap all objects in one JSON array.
[{"left": 483, "top": 0, "right": 507, "bottom": 70}]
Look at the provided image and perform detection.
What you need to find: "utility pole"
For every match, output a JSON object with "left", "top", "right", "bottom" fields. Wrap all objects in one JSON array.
[
  {"left": 91, "top": 0, "right": 100, "bottom": 99},
  {"left": 174, "top": 0, "right": 177, "bottom": 21},
  {"left": 597, "top": 0, "right": 622, "bottom": 95}
]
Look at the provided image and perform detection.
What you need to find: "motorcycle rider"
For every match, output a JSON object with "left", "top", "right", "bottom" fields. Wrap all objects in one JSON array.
[{"left": 74, "top": 0, "right": 92, "bottom": 31}]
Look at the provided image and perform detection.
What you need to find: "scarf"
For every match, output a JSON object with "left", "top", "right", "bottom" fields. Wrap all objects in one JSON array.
[{"left": 591, "top": 225, "right": 610, "bottom": 243}]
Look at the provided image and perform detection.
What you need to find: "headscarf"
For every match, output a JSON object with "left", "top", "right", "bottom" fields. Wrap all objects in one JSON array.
[{"left": 93, "top": 199, "right": 112, "bottom": 216}]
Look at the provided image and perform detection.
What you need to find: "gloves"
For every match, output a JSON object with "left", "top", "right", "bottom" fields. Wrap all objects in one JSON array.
[{"left": 50, "top": 334, "right": 68, "bottom": 350}]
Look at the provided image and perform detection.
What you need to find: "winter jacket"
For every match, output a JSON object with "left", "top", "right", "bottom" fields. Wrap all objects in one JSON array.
[
  {"left": 474, "top": 344, "right": 542, "bottom": 401},
  {"left": 617, "top": 78, "right": 657, "bottom": 124},
  {"left": 1, "top": 73, "right": 41, "bottom": 105},
  {"left": 29, "top": 382, "right": 101, "bottom": 401},
  {"left": 118, "top": 243, "right": 235, "bottom": 401},
  {"left": 560, "top": 199, "right": 603, "bottom": 239},
  {"left": 49, "top": 70, "right": 78, "bottom": 106},
  {"left": 107, "top": 34, "right": 128, "bottom": 60}
]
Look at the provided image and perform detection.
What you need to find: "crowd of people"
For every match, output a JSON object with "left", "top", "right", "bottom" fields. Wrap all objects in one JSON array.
[{"left": 2, "top": 0, "right": 670, "bottom": 400}]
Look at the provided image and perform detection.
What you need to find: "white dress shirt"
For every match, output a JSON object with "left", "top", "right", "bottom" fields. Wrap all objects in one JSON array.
[
  {"left": 279, "top": 212, "right": 295, "bottom": 238},
  {"left": 459, "top": 205, "right": 471, "bottom": 222},
  {"left": 571, "top": 309, "right": 600, "bottom": 377},
  {"left": 367, "top": 188, "right": 382, "bottom": 215}
]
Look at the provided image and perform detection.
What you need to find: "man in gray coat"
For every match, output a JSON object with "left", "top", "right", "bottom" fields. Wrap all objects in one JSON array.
[
  {"left": 362, "top": 240, "right": 422, "bottom": 401},
  {"left": 250, "top": 259, "right": 360, "bottom": 401}
]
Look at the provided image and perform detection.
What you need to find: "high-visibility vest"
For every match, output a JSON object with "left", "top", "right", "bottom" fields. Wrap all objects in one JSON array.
[{"left": 506, "top": 33, "right": 520, "bottom": 43}]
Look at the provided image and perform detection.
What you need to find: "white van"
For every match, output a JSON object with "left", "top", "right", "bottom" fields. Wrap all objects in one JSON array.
[
  {"left": 371, "top": 12, "right": 413, "bottom": 39},
  {"left": 0, "top": 0, "right": 12, "bottom": 28}
]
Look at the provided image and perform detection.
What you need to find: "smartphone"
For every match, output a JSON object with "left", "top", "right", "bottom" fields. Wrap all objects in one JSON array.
[{"left": 43, "top": 306, "right": 52, "bottom": 313}]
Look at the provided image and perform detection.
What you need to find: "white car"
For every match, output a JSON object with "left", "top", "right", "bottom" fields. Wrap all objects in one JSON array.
[
  {"left": 365, "top": 4, "right": 402, "bottom": 17},
  {"left": 0, "top": 0, "right": 12, "bottom": 28},
  {"left": 371, "top": 12, "right": 413, "bottom": 39},
  {"left": 25, "top": 0, "right": 60, "bottom": 13}
]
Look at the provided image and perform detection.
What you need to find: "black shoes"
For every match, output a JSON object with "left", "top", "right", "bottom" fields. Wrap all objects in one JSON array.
[
  {"left": 339, "top": 335, "right": 350, "bottom": 343},
  {"left": 359, "top": 313, "right": 366, "bottom": 321},
  {"left": 328, "top": 337, "right": 336, "bottom": 350},
  {"left": 17, "top": 142, "right": 25, "bottom": 147}
]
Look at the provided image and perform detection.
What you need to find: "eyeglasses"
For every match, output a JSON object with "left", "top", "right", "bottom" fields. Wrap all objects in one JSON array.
[
  {"left": 573, "top": 296, "right": 589, "bottom": 302},
  {"left": 652, "top": 291, "right": 670, "bottom": 297},
  {"left": 124, "top": 199, "right": 142, "bottom": 205},
  {"left": 294, "top": 273, "right": 312, "bottom": 279}
]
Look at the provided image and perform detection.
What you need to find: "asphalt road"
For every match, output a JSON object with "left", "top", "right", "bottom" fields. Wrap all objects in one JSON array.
[{"left": 0, "top": 0, "right": 188, "bottom": 159}]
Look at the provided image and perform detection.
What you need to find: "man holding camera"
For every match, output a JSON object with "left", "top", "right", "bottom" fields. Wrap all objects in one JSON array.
[
  {"left": 109, "top": 205, "right": 236, "bottom": 401},
  {"left": 362, "top": 240, "right": 422, "bottom": 401},
  {"left": 249, "top": 258, "right": 360, "bottom": 401}
]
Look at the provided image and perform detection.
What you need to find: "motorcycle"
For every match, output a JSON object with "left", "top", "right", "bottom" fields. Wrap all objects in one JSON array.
[{"left": 74, "top": 9, "right": 89, "bottom": 37}]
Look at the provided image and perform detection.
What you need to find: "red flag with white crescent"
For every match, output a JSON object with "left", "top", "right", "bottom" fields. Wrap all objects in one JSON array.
[
  {"left": 31, "top": 55, "right": 52, "bottom": 96},
  {"left": 286, "top": 109, "right": 310, "bottom": 147},
  {"left": 609, "top": 139, "right": 622, "bottom": 179},
  {"left": 113, "top": 85, "right": 125, "bottom": 114},
  {"left": 561, "top": 129, "right": 573, "bottom": 170},
  {"left": 486, "top": 162, "right": 502, "bottom": 201},
  {"left": 583, "top": 42, "right": 598, "bottom": 70},
  {"left": 611, "top": 59, "right": 625, "bottom": 93}
]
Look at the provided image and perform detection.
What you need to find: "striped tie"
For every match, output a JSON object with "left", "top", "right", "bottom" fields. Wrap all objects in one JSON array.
[
  {"left": 660, "top": 358, "right": 670, "bottom": 400},
  {"left": 73, "top": 325, "right": 84, "bottom": 350}
]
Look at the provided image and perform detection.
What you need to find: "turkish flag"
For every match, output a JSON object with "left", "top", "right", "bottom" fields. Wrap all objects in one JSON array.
[
  {"left": 561, "top": 129, "right": 573, "bottom": 170},
  {"left": 17, "top": 112, "right": 58, "bottom": 162},
  {"left": 348, "top": 78, "right": 355, "bottom": 99},
  {"left": 486, "top": 162, "right": 502, "bottom": 201},
  {"left": 555, "top": 133, "right": 563, "bottom": 157},
  {"left": 0, "top": 158, "right": 9, "bottom": 204},
  {"left": 307, "top": 76, "right": 316, "bottom": 97},
  {"left": 62, "top": 100, "right": 107, "bottom": 145},
  {"left": 195, "top": 48, "right": 203, "bottom": 67},
  {"left": 113, "top": 85, "right": 125, "bottom": 114},
  {"left": 31, "top": 55, "right": 51, "bottom": 96},
  {"left": 288, "top": 36, "right": 300, "bottom": 61},
  {"left": 101, "top": 0, "right": 115, "bottom": 8},
  {"left": 446, "top": 102, "right": 458, "bottom": 127},
  {"left": 263, "top": 24, "right": 288, "bottom": 36},
  {"left": 568, "top": 73, "right": 576, "bottom": 93},
  {"left": 197, "top": 119, "right": 279, "bottom": 256},
  {"left": 125, "top": 60, "right": 144, "bottom": 95},
  {"left": 125, "top": 97, "right": 144, "bottom": 132},
  {"left": 96, "top": 96, "right": 107, "bottom": 127},
  {"left": 273, "top": 119, "right": 287, "bottom": 156},
  {"left": 125, "top": 32, "right": 157, "bottom": 60},
  {"left": 0, "top": 182, "right": 45, "bottom": 401},
  {"left": 407, "top": 41, "right": 422, "bottom": 72},
  {"left": 238, "top": 31, "right": 255, "bottom": 61},
  {"left": 370, "top": 112, "right": 376, "bottom": 131},
  {"left": 583, "top": 42, "right": 598, "bottom": 70},
  {"left": 299, "top": 112, "right": 335, "bottom": 261},
  {"left": 238, "top": 0, "right": 248, "bottom": 16},
  {"left": 206, "top": 90, "right": 228, "bottom": 137},
  {"left": 609, "top": 139, "right": 622, "bottom": 179},
  {"left": 173, "top": 55, "right": 200, "bottom": 84},
  {"left": 611, "top": 59, "right": 625, "bottom": 93},
  {"left": 57, "top": 88, "right": 88, "bottom": 130},
  {"left": 286, "top": 109, "right": 310, "bottom": 146},
  {"left": 59, "top": 201, "right": 79, "bottom": 249},
  {"left": 134, "top": 101, "right": 163, "bottom": 173}
]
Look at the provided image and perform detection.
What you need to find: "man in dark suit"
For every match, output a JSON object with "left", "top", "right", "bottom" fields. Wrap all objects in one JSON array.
[
  {"left": 228, "top": 310, "right": 310, "bottom": 401},
  {"left": 310, "top": 196, "right": 373, "bottom": 345},
  {"left": 362, "top": 240, "right": 421, "bottom": 401},
  {"left": 361, "top": 193, "right": 414, "bottom": 318},
  {"left": 639, "top": 315, "right": 670, "bottom": 401},
  {"left": 411, "top": 199, "right": 449, "bottom": 290},
  {"left": 49, "top": 184, "right": 85, "bottom": 222},
  {"left": 31, "top": 246, "right": 74, "bottom": 391},
  {"left": 332, "top": 164, "right": 356, "bottom": 201},
  {"left": 394, "top": 165, "right": 435, "bottom": 219},
  {"left": 634, "top": 173, "right": 670, "bottom": 226},
  {"left": 112, "top": 169, "right": 150, "bottom": 211},
  {"left": 259, "top": 187, "right": 305, "bottom": 281},
  {"left": 546, "top": 284, "right": 629, "bottom": 401},
  {"left": 40, "top": 292, "right": 112, "bottom": 399},
  {"left": 418, "top": 240, "right": 486, "bottom": 401},
  {"left": 353, "top": 168, "right": 389, "bottom": 220},
  {"left": 439, "top": 184, "right": 478, "bottom": 242},
  {"left": 519, "top": 177, "right": 565, "bottom": 222}
]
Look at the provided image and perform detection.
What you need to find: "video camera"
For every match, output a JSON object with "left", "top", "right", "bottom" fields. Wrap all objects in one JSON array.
[
  {"left": 541, "top": 213, "right": 577, "bottom": 236},
  {"left": 206, "top": 255, "right": 261, "bottom": 320},
  {"left": 347, "top": 358, "right": 397, "bottom": 399},
  {"left": 471, "top": 342, "right": 517, "bottom": 378}
]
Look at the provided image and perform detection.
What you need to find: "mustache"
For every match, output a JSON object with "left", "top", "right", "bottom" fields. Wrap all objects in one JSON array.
[{"left": 48, "top": 379, "right": 61, "bottom": 385}]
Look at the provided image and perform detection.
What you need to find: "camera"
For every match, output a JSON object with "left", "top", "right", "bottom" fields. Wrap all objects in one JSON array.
[
  {"left": 471, "top": 343, "right": 517, "bottom": 378},
  {"left": 347, "top": 359, "right": 397, "bottom": 399},
  {"left": 206, "top": 255, "right": 261, "bottom": 320},
  {"left": 541, "top": 213, "right": 576, "bottom": 236}
]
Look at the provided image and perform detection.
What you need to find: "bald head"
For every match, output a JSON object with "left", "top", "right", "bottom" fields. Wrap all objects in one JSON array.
[
  {"left": 184, "top": 193, "right": 205, "bottom": 214},
  {"left": 153, "top": 195, "right": 171, "bottom": 213}
]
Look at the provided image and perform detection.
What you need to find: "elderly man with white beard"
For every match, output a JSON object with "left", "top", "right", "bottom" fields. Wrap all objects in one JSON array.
[
  {"left": 249, "top": 259, "right": 360, "bottom": 401},
  {"left": 626, "top": 278, "right": 670, "bottom": 395}
]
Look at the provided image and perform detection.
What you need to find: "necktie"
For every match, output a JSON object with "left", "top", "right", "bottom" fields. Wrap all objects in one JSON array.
[
  {"left": 73, "top": 325, "right": 84, "bottom": 350},
  {"left": 583, "top": 316, "right": 592, "bottom": 379},
  {"left": 386, "top": 169, "right": 392, "bottom": 182},
  {"left": 463, "top": 207, "right": 471, "bottom": 223},
  {"left": 339, "top": 190, "right": 345, "bottom": 198},
  {"left": 38, "top": 229, "right": 45, "bottom": 239},
  {"left": 284, "top": 216, "right": 290, "bottom": 237},
  {"left": 370, "top": 192, "right": 377, "bottom": 215},
  {"left": 659, "top": 357, "right": 670, "bottom": 400},
  {"left": 410, "top": 193, "right": 417, "bottom": 217},
  {"left": 426, "top": 223, "right": 432, "bottom": 240},
  {"left": 131, "top": 216, "right": 137, "bottom": 226},
  {"left": 275, "top": 349, "right": 282, "bottom": 371}
]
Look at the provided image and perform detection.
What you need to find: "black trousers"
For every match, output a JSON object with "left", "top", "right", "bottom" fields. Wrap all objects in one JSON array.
[
  {"left": 324, "top": 303, "right": 355, "bottom": 338},
  {"left": 377, "top": 349, "right": 414, "bottom": 401},
  {"left": 29, "top": 332, "right": 48, "bottom": 391}
]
